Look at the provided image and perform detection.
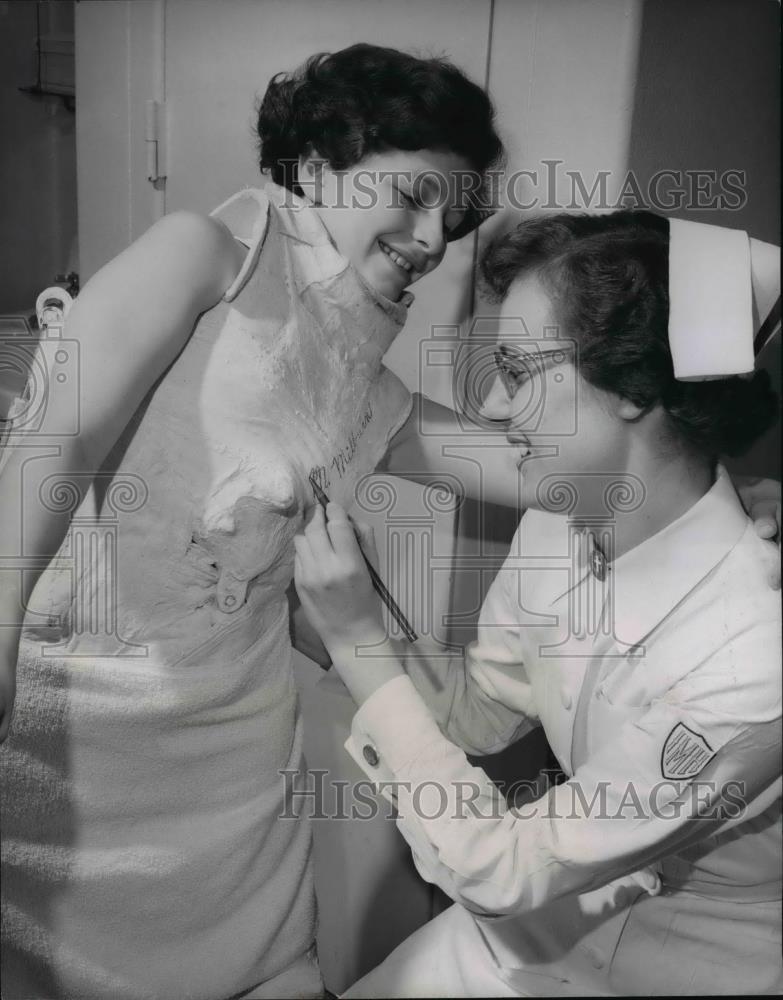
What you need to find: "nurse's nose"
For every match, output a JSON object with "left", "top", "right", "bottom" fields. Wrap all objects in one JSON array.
[
  {"left": 478, "top": 374, "right": 512, "bottom": 421},
  {"left": 412, "top": 210, "right": 446, "bottom": 260}
]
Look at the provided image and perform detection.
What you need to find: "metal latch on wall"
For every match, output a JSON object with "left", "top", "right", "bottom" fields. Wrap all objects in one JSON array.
[{"left": 145, "top": 100, "right": 167, "bottom": 185}]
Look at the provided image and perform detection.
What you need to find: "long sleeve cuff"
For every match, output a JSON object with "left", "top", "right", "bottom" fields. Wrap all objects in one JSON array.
[{"left": 345, "top": 674, "right": 448, "bottom": 784}]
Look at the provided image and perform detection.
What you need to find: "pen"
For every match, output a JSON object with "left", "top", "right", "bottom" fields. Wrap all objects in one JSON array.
[{"left": 308, "top": 474, "right": 418, "bottom": 643}]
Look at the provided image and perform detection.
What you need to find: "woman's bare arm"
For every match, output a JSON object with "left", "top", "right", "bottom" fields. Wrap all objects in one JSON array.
[
  {"left": 381, "top": 393, "right": 522, "bottom": 509},
  {"left": 0, "top": 211, "right": 242, "bottom": 740}
]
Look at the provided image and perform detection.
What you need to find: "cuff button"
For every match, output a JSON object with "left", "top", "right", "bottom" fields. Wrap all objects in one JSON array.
[
  {"left": 363, "top": 744, "right": 380, "bottom": 767},
  {"left": 583, "top": 946, "right": 604, "bottom": 970}
]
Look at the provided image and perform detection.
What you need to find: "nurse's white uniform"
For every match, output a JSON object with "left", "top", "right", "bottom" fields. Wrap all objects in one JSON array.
[{"left": 343, "top": 467, "right": 782, "bottom": 996}]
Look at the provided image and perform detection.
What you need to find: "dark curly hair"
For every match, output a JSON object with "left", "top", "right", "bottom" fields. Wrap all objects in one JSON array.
[
  {"left": 481, "top": 211, "right": 778, "bottom": 458},
  {"left": 256, "top": 43, "right": 503, "bottom": 240}
]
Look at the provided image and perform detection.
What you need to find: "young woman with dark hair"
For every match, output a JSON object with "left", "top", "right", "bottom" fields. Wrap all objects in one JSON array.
[
  {"left": 295, "top": 210, "right": 782, "bottom": 996},
  {"left": 257, "top": 43, "right": 500, "bottom": 241},
  {"left": 0, "top": 44, "right": 502, "bottom": 1000}
]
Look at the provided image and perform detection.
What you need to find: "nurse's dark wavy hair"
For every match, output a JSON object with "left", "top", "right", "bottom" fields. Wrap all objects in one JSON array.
[
  {"left": 481, "top": 211, "right": 778, "bottom": 458},
  {"left": 256, "top": 43, "right": 503, "bottom": 240}
]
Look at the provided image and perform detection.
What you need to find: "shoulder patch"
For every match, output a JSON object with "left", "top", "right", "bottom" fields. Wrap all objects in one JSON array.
[{"left": 661, "top": 722, "right": 716, "bottom": 780}]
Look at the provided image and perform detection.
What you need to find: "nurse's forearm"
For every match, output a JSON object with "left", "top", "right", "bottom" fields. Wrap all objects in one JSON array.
[
  {"left": 379, "top": 394, "right": 458, "bottom": 482},
  {"left": 328, "top": 634, "right": 405, "bottom": 706}
]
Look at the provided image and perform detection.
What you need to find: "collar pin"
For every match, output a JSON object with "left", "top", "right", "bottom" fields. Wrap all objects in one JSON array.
[{"left": 589, "top": 536, "right": 608, "bottom": 581}]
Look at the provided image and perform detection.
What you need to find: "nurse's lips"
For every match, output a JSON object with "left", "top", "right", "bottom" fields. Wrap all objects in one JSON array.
[{"left": 507, "top": 430, "right": 533, "bottom": 465}]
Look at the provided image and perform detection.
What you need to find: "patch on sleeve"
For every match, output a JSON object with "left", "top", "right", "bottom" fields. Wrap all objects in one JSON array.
[{"left": 661, "top": 722, "right": 716, "bottom": 779}]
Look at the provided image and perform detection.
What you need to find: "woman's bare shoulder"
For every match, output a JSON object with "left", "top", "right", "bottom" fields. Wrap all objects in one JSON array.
[
  {"left": 57, "top": 211, "right": 247, "bottom": 468},
  {"left": 72, "top": 210, "right": 244, "bottom": 345},
  {"left": 131, "top": 210, "right": 245, "bottom": 307}
]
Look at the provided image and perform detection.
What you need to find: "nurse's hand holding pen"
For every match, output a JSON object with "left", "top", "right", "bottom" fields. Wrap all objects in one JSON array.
[{"left": 293, "top": 503, "right": 405, "bottom": 706}]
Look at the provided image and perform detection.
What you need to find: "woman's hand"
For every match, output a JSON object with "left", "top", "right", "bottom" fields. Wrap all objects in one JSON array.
[
  {"left": 734, "top": 476, "right": 781, "bottom": 589},
  {"left": 293, "top": 503, "right": 387, "bottom": 661}
]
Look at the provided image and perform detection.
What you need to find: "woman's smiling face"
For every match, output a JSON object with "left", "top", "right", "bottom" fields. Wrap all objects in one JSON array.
[{"left": 300, "top": 148, "right": 474, "bottom": 302}]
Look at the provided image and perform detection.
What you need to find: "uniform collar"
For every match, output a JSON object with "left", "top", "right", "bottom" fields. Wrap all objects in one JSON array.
[
  {"left": 611, "top": 465, "right": 749, "bottom": 648},
  {"left": 522, "top": 465, "right": 750, "bottom": 650}
]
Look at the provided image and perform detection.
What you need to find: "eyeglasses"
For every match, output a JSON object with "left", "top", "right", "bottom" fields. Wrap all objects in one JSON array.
[
  {"left": 493, "top": 346, "right": 532, "bottom": 400},
  {"left": 493, "top": 344, "right": 573, "bottom": 400}
]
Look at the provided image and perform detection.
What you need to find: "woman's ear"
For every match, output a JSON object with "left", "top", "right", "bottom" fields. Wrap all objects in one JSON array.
[
  {"left": 478, "top": 374, "right": 512, "bottom": 421},
  {"left": 615, "top": 396, "right": 648, "bottom": 422},
  {"left": 297, "top": 149, "right": 326, "bottom": 205}
]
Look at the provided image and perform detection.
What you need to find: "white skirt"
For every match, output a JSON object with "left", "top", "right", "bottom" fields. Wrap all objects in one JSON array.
[{"left": 343, "top": 877, "right": 783, "bottom": 998}]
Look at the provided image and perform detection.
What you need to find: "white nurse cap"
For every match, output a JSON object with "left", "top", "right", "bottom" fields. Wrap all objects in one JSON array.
[{"left": 668, "top": 218, "right": 781, "bottom": 381}]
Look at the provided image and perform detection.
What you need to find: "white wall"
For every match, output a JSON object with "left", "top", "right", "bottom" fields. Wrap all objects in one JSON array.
[{"left": 74, "top": 0, "right": 164, "bottom": 282}]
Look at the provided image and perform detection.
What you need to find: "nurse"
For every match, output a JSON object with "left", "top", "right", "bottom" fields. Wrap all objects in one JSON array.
[{"left": 294, "top": 210, "right": 782, "bottom": 996}]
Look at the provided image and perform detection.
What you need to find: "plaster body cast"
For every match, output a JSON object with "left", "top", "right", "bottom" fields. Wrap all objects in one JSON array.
[{"left": 1, "top": 184, "right": 412, "bottom": 1000}]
